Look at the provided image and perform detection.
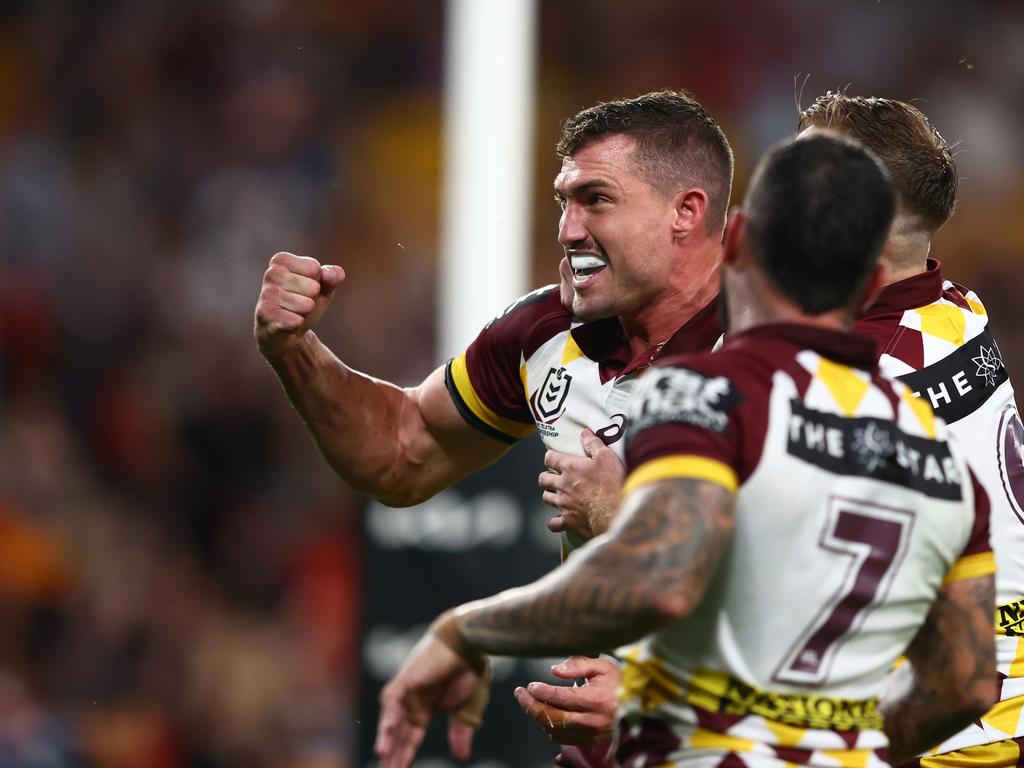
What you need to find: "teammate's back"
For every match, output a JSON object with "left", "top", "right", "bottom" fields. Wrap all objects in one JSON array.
[{"left": 619, "top": 323, "right": 991, "bottom": 762}]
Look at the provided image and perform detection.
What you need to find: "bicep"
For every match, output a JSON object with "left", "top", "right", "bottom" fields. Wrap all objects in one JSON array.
[{"left": 395, "top": 366, "right": 513, "bottom": 500}]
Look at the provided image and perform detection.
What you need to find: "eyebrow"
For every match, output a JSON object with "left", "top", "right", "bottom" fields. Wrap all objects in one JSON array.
[{"left": 553, "top": 179, "right": 617, "bottom": 199}]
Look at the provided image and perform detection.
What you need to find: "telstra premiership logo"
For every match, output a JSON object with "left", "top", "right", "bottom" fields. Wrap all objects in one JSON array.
[{"left": 529, "top": 366, "right": 572, "bottom": 424}]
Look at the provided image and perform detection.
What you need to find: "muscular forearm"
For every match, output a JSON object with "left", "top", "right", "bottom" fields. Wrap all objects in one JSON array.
[
  {"left": 457, "top": 478, "right": 734, "bottom": 657},
  {"left": 881, "top": 578, "right": 996, "bottom": 763},
  {"left": 881, "top": 663, "right": 989, "bottom": 763},
  {"left": 267, "top": 331, "right": 434, "bottom": 504},
  {"left": 458, "top": 537, "right": 671, "bottom": 657}
]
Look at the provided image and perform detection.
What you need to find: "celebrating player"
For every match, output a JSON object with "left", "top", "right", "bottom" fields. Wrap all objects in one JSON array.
[
  {"left": 799, "top": 92, "right": 1024, "bottom": 767},
  {"left": 254, "top": 90, "right": 733, "bottom": 766},
  {"left": 373, "top": 133, "right": 997, "bottom": 768}
]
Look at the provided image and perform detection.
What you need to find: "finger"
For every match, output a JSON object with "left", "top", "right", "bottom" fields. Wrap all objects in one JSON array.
[
  {"left": 580, "top": 429, "right": 607, "bottom": 459},
  {"left": 542, "top": 490, "right": 562, "bottom": 511},
  {"left": 538, "top": 471, "right": 561, "bottom": 492},
  {"left": 269, "top": 251, "right": 321, "bottom": 279},
  {"left": 320, "top": 264, "right": 346, "bottom": 296},
  {"left": 384, "top": 724, "right": 426, "bottom": 768},
  {"left": 271, "top": 270, "right": 322, "bottom": 297},
  {"left": 447, "top": 720, "right": 474, "bottom": 761},
  {"left": 526, "top": 681, "right": 602, "bottom": 711},
  {"left": 513, "top": 685, "right": 535, "bottom": 713},
  {"left": 374, "top": 694, "right": 404, "bottom": 759},
  {"left": 273, "top": 289, "right": 316, "bottom": 316},
  {"left": 516, "top": 687, "right": 567, "bottom": 729},
  {"left": 544, "top": 450, "right": 564, "bottom": 473},
  {"left": 256, "top": 302, "right": 305, "bottom": 328},
  {"left": 551, "top": 656, "right": 612, "bottom": 680},
  {"left": 377, "top": 712, "right": 425, "bottom": 768}
]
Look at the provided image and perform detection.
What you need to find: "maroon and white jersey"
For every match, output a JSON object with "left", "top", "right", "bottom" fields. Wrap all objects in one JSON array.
[
  {"left": 444, "top": 285, "right": 721, "bottom": 553},
  {"left": 615, "top": 324, "right": 993, "bottom": 768},
  {"left": 856, "top": 260, "right": 1024, "bottom": 753}
]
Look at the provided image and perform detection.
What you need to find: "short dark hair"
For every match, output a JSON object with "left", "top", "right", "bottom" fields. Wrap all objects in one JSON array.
[
  {"left": 798, "top": 93, "right": 957, "bottom": 234},
  {"left": 744, "top": 134, "right": 895, "bottom": 315},
  {"left": 557, "top": 90, "right": 735, "bottom": 236}
]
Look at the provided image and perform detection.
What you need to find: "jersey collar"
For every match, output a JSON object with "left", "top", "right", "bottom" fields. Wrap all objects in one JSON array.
[
  {"left": 861, "top": 258, "right": 944, "bottom": 318},
  {"left": 726, "top": 323, "right": 878, "bottom": 370},
  {"left": 570, "top": 295, "right": 722, "bottom": 382}
]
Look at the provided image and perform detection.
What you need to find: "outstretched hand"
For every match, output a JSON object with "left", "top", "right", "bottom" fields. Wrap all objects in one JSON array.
[
  {"left": 539, "top": 430, "right": 626, "bottom": 540},
  {"left": 375, "top": 622, "right": 491, "bottom": 768},
  {"left": 514, "top": 656, "right": 620, "bottom": 746}
]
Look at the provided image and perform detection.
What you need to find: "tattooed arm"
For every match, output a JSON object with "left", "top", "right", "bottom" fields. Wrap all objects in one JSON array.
[
  {"left": 374, "top": 476, "right": 735, "bottom": 767},
  {"left": 880, "top": 574, "right": 996, "bottom": 764},
  {"left": 458, "top": 477, "right": 735, "bottom": 655}
]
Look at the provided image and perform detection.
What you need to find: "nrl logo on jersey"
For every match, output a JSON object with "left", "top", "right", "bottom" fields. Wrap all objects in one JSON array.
[{"left": 529, "top": 366, "right": 573, "bottom": 424}]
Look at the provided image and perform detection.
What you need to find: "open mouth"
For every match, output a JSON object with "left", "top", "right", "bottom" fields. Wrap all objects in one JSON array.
[{"left": 569, "top": 254, "right": 607, "bottom": 281}]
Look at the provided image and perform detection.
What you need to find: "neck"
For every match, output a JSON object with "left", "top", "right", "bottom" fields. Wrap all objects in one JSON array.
[
  {"left": 728, "top": 269, "right": 851, "bottom": 336},
  {"left": 620, "top": 243, "right": 721, "bottom": 358},
  {"left": 880, "top": 218, "right": 932, "bottom": 286}
]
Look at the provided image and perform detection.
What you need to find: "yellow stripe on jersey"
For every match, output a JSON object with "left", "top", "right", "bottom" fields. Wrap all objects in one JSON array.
[
  {"left": 920, "top": 739, "right": 1021, "bottom": 768},
  {"left": 623, "top": 455, "right": 739, "bottom": 496},
  {"left": 966, "top": 296, "right": 988, "bottom": 317},
  {"left": 817, "top": 357, "right": 870, "bottom": 417},
  {"left": 619, "top": 648, "right": 683, "bottom": 712},
  {"left": 902, "top": 387, "right": 938, "bottom": 438},
  {"left": 764, "top": 719, "right": 810, "bottom": 749},
  {"left": 917, "top": 303, "right": 967, "bottom": 347},
  {"left": 688, "top": 728, "right": 756, "bottom": 753},
  {"left": 980, "top": 695, "right": 1024, "bottom": 738},
  {"left": 1009, "top": 639, "right": 1024, "bottom": 679},
  {"left": 561, "top": 333, "right": 585, "bottom": 365},
  {"left": 943, "top": 551, "right": 997, "bottom": 585},
  {"left": 449, "top": 354, "right": 536, "bottom": 439},
  {"left": 820, "top": 748, "right": 873, "bottom": 768}
]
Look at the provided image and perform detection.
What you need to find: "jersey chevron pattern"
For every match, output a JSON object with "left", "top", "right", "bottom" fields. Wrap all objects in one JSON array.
[
  {"left": 856, "top": 260, "right": 1024, "bottom": 756},
  {"left": 615, "top": 324, "right": 992, "bottom": 768},
  {"left": 445, "top": 285, "right": 721, "bottom": 554}
]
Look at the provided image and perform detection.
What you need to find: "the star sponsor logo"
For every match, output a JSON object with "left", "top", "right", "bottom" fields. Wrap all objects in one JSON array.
[
  {"left": 972, "top": 344, "right": 1004, "bottom": 388},
  {"left": 896, "top": 330, "right": 1007, "bottom": 423},
  {"left": 850, "top": 421, "right": 895, "bottom": 473}
]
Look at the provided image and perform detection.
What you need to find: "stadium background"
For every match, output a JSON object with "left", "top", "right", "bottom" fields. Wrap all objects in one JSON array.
[{"left": 0, "top": 1, "right": 1022, "bottom": 766}]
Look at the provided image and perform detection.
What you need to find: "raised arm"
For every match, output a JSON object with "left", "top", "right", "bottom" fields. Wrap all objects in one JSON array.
[
  {"left": 880, "top": 572, "right": 996, "bottom": 763},
  {"left": 254, "top": 252, "right": 510, "bottom": 506}
]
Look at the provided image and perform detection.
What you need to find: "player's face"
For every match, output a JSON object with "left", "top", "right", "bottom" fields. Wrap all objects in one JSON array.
[{"left": 554, "top": 135, "right": 681, "bottom": 321}]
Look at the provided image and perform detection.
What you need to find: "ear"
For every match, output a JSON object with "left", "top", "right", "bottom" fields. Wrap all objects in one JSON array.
[
  {"left": 722, "top": 207, "right": 748, "bottom": 267},
  {"left": 857, "top": 261, "right": 889, "bottom": 312},
  {"left": 672, "top": 187, "right": 709, "bottom": 238}
]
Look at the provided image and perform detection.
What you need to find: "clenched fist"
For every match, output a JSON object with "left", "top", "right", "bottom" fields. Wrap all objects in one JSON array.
[{"left": 254, "top": 252, "right": 345, "bottom": 360}]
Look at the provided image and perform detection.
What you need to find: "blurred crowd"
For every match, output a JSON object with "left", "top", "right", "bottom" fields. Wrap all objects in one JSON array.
[{"left": 0, "top": 1, "right": 1021, "bottom": 766}]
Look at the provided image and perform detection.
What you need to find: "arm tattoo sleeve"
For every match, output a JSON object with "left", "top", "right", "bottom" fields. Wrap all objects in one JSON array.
[
  {"left": 457, "top": 477, "right": 736, "bottom": 657},
  {"left": 881, "top": 574, "right": 996, "bottom": 763}
]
